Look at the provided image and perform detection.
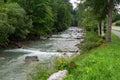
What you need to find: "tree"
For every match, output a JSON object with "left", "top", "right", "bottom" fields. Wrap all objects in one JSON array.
[
  {"left": 82, "top": 0, "right": 120, "bottom": 42},
  {"left": 4, "top": 3, "right": 32, "bottom": 40},
  {"left": 50, "top": 0, "right": 73, "bottom": 31},
  {"left": 106, "top": 0, "right": 113, "bottom": 42},
  {"left": 11, "top": 0, "right": 55, "bottom": 35},
  {"left": 0, "top": 7, "right": 15, "bottom": 46}
]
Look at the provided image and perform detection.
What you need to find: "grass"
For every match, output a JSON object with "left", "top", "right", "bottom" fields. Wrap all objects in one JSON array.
[
  {"left": 63, "top": 34, "right": 120, "bottom": 80},
  {"left": 112, "top": 20, "right": 120, "bottom": 26}
]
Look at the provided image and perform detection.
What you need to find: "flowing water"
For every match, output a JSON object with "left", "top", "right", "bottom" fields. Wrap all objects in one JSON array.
[{"left": 0, "top": 27, "right": 85, "bottom": 80}]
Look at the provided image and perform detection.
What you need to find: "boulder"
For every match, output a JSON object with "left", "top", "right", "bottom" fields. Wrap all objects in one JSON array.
[
  {"left": 25, "top": 56, "right": 39, "bottom": 63},
  {"left": 15, "top": 43, "right": 23, "bottom": 48},
  {"left": 47, "top": 70, "right": 68, "bottom": 80},
  {"left": 0, "top": 57, "right": 5, "bottom": 60}
]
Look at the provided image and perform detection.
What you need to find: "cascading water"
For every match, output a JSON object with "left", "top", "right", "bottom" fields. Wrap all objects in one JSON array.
[{"left": 0, "top": 27, "right": 85, "bottom": 80}]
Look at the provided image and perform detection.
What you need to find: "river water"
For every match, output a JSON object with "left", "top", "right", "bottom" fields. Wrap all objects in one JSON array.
[{"left": 0, "top": 27, "right": 85, "bottom": 80}]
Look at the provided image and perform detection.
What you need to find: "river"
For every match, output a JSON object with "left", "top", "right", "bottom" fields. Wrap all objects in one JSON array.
[{"left": 0, "top": 27, "right": 85, "bottom": 80}]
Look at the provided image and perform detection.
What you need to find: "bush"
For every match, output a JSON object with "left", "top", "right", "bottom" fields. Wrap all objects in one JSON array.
[
  {"left": 27, "top": 64, "right": 55, "bottom": 80},
  {"left": 0, "top": 20, "right": 15, "bottom": 46},
  {"left": 82, "top": 42, "right": 99, "bottom": 52},
  {"left": 81, "top": 32, "right": 103, "bottom": 52},
  {"left": 0, "top": 11, "right": 15, "bottom": 46}
]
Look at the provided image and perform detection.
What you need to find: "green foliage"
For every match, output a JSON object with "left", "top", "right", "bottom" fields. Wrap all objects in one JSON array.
[
  {"left": 27, "top": 64, "right": 55, "bottom": 80},
  {"left": 63, "top": 34, "right": 120, "bottom": 80},
  {"left": 4, "top": 3, "right": 32, "bottom": 39},
  {"left": 113, "top": 13, "right": 120, "bottom": 22},
  {"left": 11, "top": 0, "right": 73, "bottom": 35},
  {"left": 0, "top": 7, "right": 15, "bottom": 46},
  {"left": 30, "top": 0, "right": 55, "bottom": 35},
  {"left": 113, "top": 20, "right": 120, "bottom": 26},
  {"left": 81, "top": 32, "right": 103, "bottom": 52},
  {"left": 0, "top": 3, "right": 32, "bottom": 46},
  {"left": 74, "top": 3, "right": 85, "bottom": 26},
  {"left": 0, "top": 0, "right": 73, "bottom": 46},
  {"left": 50, "top": 0, "right": 73, "bottom": 32},
  {"left": 0, "top": 20, "right": 14, "bottom": 46},
  {"left": 81, "top": 11, "right": 98, "bottom": 31},
  {"left": 56, "top": 58, "right": 77, "bottom": 73}
]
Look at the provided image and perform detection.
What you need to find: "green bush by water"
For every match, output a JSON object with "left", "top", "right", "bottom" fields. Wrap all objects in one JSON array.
[
  {"left": 81, "top": 32, "right": 104, "bottom": 52},
  {"left": 27, "top": 64, "right": 56, "bottom": 80}
]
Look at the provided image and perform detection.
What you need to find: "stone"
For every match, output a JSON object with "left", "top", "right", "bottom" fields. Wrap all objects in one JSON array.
[
  {"left": 25, "top": 56, "right": 39, "bottom": 63},
  {"left": 47, "top": 70, "right": 68, "bottom": 80},
  {"left": 15, "top": 43, "right": 23, "bottom": 48},
  {"left": 0, "top": 57, "right": 5, "bottom": 60}
]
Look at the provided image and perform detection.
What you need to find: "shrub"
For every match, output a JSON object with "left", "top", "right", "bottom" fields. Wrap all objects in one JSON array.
[
  {"left": 27, "top": 64, "right": 55, "bottom": 80},
  {"left": 81, "top": 32, "right": 103, "bottom": 53},
  {"left": 56, "top": 58, "right": 77, "bottom": 73},
  {"left": 0, "top": 20, "right": 15, "bottom": 46}
]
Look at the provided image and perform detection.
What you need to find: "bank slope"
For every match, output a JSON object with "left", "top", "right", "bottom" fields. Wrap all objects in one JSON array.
[{"left": 65, "top": 34, "right": 120, "bottom": 80}]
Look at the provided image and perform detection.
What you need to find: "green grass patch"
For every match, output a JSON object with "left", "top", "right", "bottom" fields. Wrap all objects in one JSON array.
[
  {"left": 27, "top": 64, "right": 56, "bottom": 80},
  {"left": 63, "top": 34, "right": 120, "bottom": 80},
  {"left": 112, "top": 20, "right": 120, "bottom": 26}
]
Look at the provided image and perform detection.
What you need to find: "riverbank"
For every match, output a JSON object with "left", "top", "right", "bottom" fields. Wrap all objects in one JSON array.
[
  {"left": 63, "top": 34, "right": 120, "bottom": 80},
  {"left": 0, "top": 31, "right": 62, "bottom": 49},
  {"left": 0, "top": 27, "right": 85, "bottom": 80}
]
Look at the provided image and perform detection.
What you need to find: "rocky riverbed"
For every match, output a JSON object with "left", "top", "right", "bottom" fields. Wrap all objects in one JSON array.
[{"left": 0, "top": 27, "right": 85, "bottom": 80}]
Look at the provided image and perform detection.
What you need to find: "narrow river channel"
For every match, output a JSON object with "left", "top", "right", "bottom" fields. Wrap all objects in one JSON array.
[{"left": 0, "top": 27, "right": 85, "bottom": 80}]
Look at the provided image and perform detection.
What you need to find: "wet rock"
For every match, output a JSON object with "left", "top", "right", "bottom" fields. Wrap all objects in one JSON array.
[
  {"left": 75, "top": 44, "right": 80, "bottom": 47},
  {"left": 81, "top": 39, "right": 84, "bottom": 43},
  {"left": 0, "top": 57, "right": 5, "bottom": 60},
  {"left": 15, "top": 43, "right": 23, "bottom": 48},
  {"left": 40, "top": 36, "right": 47, "bottom": 39},
  {"left": 25, "top": 56, "right": 39, "bottom": 63},
  {"left": 47, "top": 70, "right": 68, "bottom": 80}
]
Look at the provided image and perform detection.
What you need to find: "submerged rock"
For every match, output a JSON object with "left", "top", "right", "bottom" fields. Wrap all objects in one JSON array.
[
  {"left": 47, "top": 70, "right": 68, "bottom": 80},
  {"left": 25, "top": 56, "right": 39, "bottom": 63},
  {"left": 0, "top": 57, "right": 5, "bottom": 60}
]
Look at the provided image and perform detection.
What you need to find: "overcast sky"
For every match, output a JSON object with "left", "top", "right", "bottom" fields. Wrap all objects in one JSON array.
[{"left": 69, "top": 0, "right": 80, "bottom": 9}]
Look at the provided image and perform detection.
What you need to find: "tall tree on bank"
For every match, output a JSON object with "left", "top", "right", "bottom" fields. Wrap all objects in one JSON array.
[
  {"left": 106, "top": 0, "right": 113, "bottom": 42},
  {"left": 83, "top": 0, "right": 120, "bottom": 42}
]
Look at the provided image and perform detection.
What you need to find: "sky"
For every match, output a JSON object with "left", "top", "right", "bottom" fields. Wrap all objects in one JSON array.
[{"left": 69, "top": 0, "right": 80, "bottom": 9}]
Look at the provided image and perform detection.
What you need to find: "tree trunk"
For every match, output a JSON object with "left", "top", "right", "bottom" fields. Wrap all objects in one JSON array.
[
  {"left": 98, "top": 24, "right": 100, "bottom": 36},
  {"left": 4, "top": 0, "right": 7, "bottom": 3},
  {"left": 106, "top": 0, "right": 113, "bottom": 42},
  {"left": 101, "top": 21, "right": 104, "bottom": 36},
  {"left": 98, "top": 24, "right": 101, "bottom": 36}
]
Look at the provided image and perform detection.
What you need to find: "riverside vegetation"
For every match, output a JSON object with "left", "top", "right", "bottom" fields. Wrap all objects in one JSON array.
[
  {"left": 0, "top": 0, "right": 73, "bottom": 48},
  {"left": 1, "top": 0, "right": 120, "bottom": 80},
  {"left": 58, "top": 34, "right": 120, "bottom": 80},
  {"left": 25, "top": 0, "right": 120, "bottom": 80}
]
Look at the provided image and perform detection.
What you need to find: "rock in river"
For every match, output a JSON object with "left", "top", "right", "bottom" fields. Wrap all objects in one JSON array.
[{"left": 25, "top": 56, "right": 39, "bottom": 63}]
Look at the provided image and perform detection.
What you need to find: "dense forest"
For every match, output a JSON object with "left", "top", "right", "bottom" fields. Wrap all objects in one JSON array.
[{"left": 0, "top": 0, "right": 73, "bottom": 47}]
